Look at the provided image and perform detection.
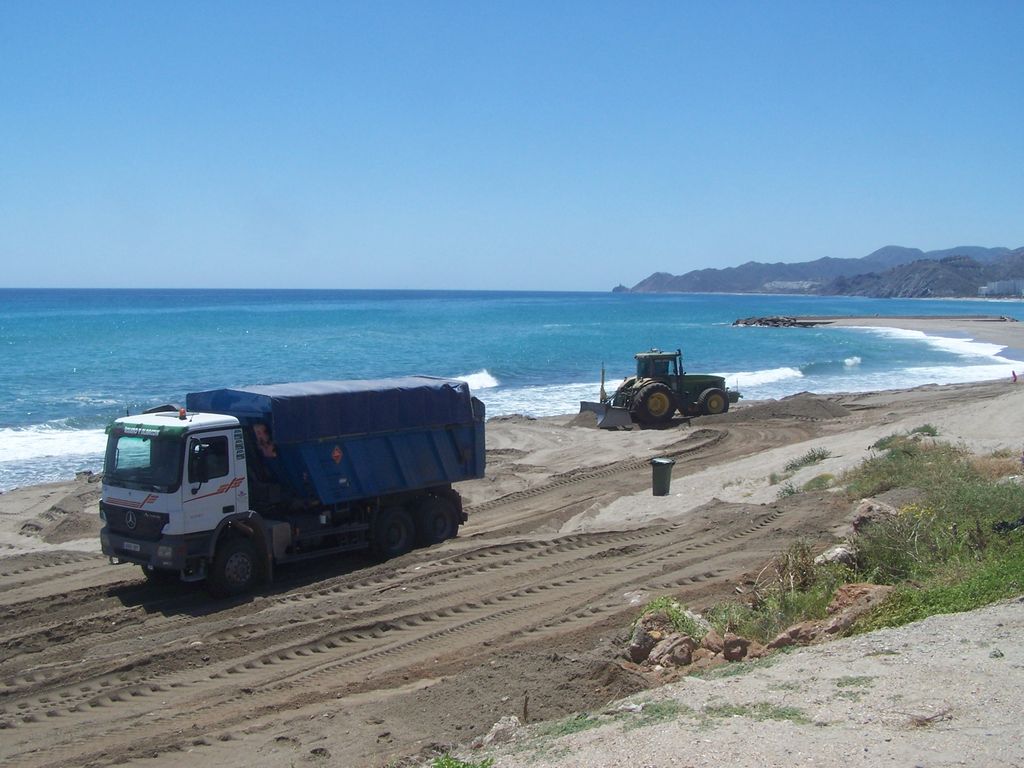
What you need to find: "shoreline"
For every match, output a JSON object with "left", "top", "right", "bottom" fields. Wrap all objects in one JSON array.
[
  {"left": 734, "top": 313, "right": 1024, "bottom": 366},
  {"left": 796, "top": 314, "right": 1024, "bottom": 367},
  {"left": 794, "top": 312, "right": 1023, "bottom": 343},
  {"left": 4, "top": 313, "right": 1022, "bottom": 497}
]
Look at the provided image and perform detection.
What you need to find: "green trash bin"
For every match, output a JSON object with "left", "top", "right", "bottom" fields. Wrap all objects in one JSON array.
[{"left": 651, "top": 457, "right": 675, "bottom": 496}]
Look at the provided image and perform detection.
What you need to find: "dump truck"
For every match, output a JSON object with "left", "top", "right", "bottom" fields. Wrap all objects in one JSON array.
[
  {"left": 99, "top": 377, "right": 485, "bottom": 596},
  {"left": 580, "top": 348, "right": 740, "bottom": 428}
]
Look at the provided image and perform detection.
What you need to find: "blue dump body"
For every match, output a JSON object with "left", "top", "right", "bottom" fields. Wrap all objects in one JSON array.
[{"left": 186, "top": 377, "right": 485, "bottom": 506}]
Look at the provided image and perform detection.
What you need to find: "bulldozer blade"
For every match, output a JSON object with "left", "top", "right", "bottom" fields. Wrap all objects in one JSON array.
[{"left": 579, "top": 401, "right": 634, "bottom": 429}]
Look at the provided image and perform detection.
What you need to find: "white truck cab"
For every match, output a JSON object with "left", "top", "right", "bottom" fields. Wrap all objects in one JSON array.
[{"left": 100, "top": 408, "right": 251, "bottom": 581}]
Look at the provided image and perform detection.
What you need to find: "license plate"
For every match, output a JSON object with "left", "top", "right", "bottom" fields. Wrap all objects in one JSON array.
[{"left": 123, "top": 542, "right": 141, "bottom": 553}]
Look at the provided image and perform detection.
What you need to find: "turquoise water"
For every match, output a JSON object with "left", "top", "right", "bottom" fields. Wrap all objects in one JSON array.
[{"left": 2, "top": 288, "right": 1022, "bottom": 490}]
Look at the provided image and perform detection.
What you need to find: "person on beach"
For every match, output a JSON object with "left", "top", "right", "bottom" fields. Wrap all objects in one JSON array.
[{"left": 253, "top": 423, "right": 278, "bottom": 458}]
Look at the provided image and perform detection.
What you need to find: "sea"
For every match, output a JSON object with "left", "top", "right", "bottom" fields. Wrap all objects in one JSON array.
[{"left": 3, "top": 288, "right": 1023, "bottom": 492}]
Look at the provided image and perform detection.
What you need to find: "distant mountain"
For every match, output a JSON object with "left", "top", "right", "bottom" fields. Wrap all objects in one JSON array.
[
  {"left": 824, "top": 256, "right": 987, "bottom": 298},
  {"left": 862, "top": 245, "right": 1013, "bottom": 269},
  {"left": 623, "top": 246, "right": 1022, "bottom": 297},
  {"left": 828, "top": 249, "right": 1024, "bottom": 298}
]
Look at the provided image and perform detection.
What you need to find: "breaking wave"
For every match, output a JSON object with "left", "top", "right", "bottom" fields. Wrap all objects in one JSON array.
[
  {"left": 721, "top": 366, "right": 804, "bottom": 389},
  {"left": 455, "top": 369, "right": 500, "bottom": 390}
]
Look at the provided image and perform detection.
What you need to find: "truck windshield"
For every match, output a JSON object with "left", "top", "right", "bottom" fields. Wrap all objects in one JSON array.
[{"left": 104, "top": 432, "right": 184, "bottom": 493}]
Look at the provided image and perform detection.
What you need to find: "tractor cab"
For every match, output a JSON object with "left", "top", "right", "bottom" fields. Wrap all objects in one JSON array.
[{"left": 635, "top": 349, "right": 683, "bottom": 383}]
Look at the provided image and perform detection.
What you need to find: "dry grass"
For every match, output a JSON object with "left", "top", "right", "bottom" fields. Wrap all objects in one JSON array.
[{"left": 969, "top": 454, "right": 1021, "bottom": 481}]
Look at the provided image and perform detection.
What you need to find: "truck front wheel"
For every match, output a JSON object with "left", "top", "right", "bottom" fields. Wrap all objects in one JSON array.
[
  {"left": 415, "top": 496, "right": 459, "bottom": 546},
  {"left": 207, "top": 537, "right": 262, "bottom": 598},
  {"left": 373, "top": 507, "right": 415, "bottom": 559}
]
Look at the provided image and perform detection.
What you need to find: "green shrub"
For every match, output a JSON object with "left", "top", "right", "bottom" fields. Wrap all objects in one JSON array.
[
  {"left": 534, "top": 713, "right": 602, "bottom": 739},
  {"left": 703, "top": 702, "right": 811, "bottom": 724},
  {"left": 704, "top": 542, "right": 851, "bottom": 642},
  {"left": 848, "top": 439, "right": 1024, "bottom": 583},
  {"left": 705, "top": 589, "right": 827, "bottom": 642},
  {"left": 432, "top": 756, "right": 494, "bottom": 768},
  {"left": 635, "top": 596, "right": 708, "bottom": 640},
  {"left": 619, "top": 699, "right": 690, "bottom": 730},
  {"left": 802, "top": 473, "right": 835, "bottom": 491},
  {"left": 842, "top": 438, "right": 1024, "bottom": 625},
  {"left": 845, "top": 441, "right": 970, "bottom": 500},
  {"left": 784, "top": 448, "right": 833, "bottom": 472},
  {"left": 776, "top": 481, "right": 798, "bottom": 498},
  {"left": 870, "top": 425, "right": 937, "bottom": 454},
  {"left": 855, "top": 552, "right": 1024, "bottom": 632}
]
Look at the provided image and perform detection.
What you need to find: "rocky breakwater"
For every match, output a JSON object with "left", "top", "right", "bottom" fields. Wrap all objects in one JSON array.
[{"left": 732, "top": 316, "right": 830, "bottom": 328}]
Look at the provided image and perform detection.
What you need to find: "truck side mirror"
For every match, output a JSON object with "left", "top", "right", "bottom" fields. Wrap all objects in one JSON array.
[{"left": 188, "top": 440, "right": 211, "bottom": 487}]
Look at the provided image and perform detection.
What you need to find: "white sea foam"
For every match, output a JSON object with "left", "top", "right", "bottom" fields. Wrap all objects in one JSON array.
[
  {"left": 742, "top": 362, "right": 1017, "bottom": 401},
  {"left": 0, "top": 424, "right": 108, "bottom": 463},
  {"left": 900, "top": 363, "right": 1018, "bottom": 387},
  {"left": 480, "top": 381, "right": 605, "bottom": 418},
  {"left": 718, "top": 366, "right": 804, "bottom": 389},
  {"left": 849, "top": 327, "right": 1024, "bottom": 364},
  {"left": 455, "top": 369, "right": 500, "bottom": 390},
  {"left": 0, "top": 425, "right": 107, "bottom": 491},
  {"left": 844, "top": 356, "right": 862, "bottom": 367}
]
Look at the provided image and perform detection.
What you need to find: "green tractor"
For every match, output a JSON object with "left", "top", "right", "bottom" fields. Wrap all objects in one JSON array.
[{"left": 580, "top": 348, "right": 740, "bottom": 429}]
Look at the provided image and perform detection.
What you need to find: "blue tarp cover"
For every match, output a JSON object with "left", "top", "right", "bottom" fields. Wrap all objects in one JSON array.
[{"left": 186, "top": 376, "right": 478, "bottom": 444}]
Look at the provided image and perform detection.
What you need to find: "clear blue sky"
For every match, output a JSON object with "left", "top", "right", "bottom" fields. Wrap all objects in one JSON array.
[{"left": 2, "top": 1, "right": 1022, "bottom": 290}]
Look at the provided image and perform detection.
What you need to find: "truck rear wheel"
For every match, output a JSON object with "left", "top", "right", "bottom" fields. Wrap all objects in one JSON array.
[
  {"left": 207, "top": 537, "right": 262, "bottom": 598},
  {"left": 373, "top": 507, "right": 415, "bottom": 559},
  {"left": 415, "top": 495, "right": 459, "bottom": 546},
  {"left": 698, "top": 388, "right": 729, "bottom": 415},
  {"left": 632, "top": 382, "right": 676, "bottom": 426}
]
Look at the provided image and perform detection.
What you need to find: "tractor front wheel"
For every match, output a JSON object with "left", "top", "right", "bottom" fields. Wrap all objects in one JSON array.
[
  {"left": 698, "top": 388, "right": 729, "bottom": 415},
  {"left": 632, "top": 382, "right": 677, "bottom": 426}
]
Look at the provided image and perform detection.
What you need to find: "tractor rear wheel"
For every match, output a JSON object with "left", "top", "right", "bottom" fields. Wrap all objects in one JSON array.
[
  {"left": 698, "top": 387, "right": 729, "bottom": 415},
  {"left": 632, "top": 382, "right": 676, "bottom": 426}
]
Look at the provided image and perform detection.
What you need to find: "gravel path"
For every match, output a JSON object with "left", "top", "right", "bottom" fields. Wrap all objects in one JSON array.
[{"left": 472, "top": 597, "right": 1024, "bottom": 768}]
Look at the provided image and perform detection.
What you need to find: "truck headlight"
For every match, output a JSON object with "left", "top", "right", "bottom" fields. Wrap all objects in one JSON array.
[{"left": 157, "top": 545, "right": 173, "bottom": 560}]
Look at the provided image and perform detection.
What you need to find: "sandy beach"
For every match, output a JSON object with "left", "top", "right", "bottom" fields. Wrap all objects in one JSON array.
[{"left": 1, "top": 314, "right": 1022, "bottom": 768}]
